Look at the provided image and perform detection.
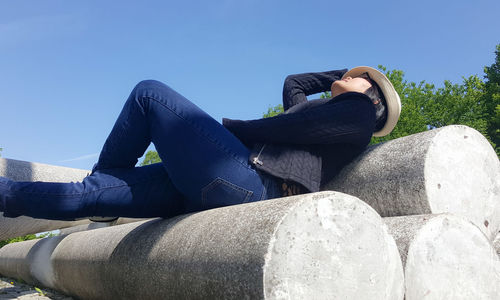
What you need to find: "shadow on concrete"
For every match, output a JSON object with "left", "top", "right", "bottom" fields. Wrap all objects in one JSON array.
[
  {"left": 24, "top": 234, "right": 70, "bottom": 288},
  {"left": 106, "top": 216, "right": 190, "bottom": 296}
]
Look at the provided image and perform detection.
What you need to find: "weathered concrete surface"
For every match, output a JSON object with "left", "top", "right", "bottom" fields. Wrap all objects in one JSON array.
[
  {"left": 0, "top": 217, "right": 89, "bottom": 242},
  {"left": 323, "top": 125, "right": 500, "bottom": 240},
  {"left": 0, "top": 158, "right": 92, "bottom": 239},
  {"left": 0, "top": 276, "right": 73, "bottom": 299},
  {"left": 0, "top": 158, "right": 90, "bottom": 183},
  {"left": 0, "top": 216, "right": 148, "bottom": 241},
  {"left": 494, "top": 231, "right": 500, "bottom": 256},
  {"left": 384, "top": 214, "right": 500, "bottom": 299},
  {"left": 0, "top": 191, "right": 404, "bottom": 300},
  {"left": 58, "top": 218, "right": 150, "bottom": 235},
  {"left": 58, "top": 222, "right": 111, "bottom": 235},
  {"left": 0, "top": 158, "right": 147, "bottom": 240}
]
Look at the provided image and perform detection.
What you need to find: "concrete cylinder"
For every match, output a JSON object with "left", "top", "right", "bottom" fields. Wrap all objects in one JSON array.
[
  {"left": 57, "top": 218, "right": 150, "bottom": 235},
  {"left": 0, "top": 158, "right": 92, "bottom": 239},
  {"left": 384, "top": 214, "right": 500, "bottom": 299},
  {"left": 0, "top": 216, "right": 90, "bottom": 241},
  {"left": 58, "top": 222, "right": 112, "bottom": 235},
  {"left": 0, "top": 191, "right": 404, "bottom": 300},
  {"left": 494, "top": 232, "right": 500, "bottom": 256},
  {"left": 0, "top": 158, "right": 90, "bottom": 182},
  {"left": 323, "top": 125, "right": 500, "bottom": 240}
]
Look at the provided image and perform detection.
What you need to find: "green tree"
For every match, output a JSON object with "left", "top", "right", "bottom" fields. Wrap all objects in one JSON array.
[
  {"left": 370, "top": 66, "right": 430, "bottom": 144},
  {"left": 425, "top": 76, "right": 488, "bottom": 135},
  {"left": 482, "top": 44, "right": 500, "bottom": 156},
  {"left": 320, "top": 91, "right": 332, "bottom": 99},
  {"left": 371, "top": 64, "right": 496, "bottom": 152},
  {"left": 0, "top": 232, "right": 56, "bottom": 249},
  {"left": 140, "top": 150, "right": 162, "bottom": 166},
  {"left": 263, "top": 91, "right": 331, "bottom": 119},
  {"left": 263, "top": 104, "right": 284, "bottom": 118}
]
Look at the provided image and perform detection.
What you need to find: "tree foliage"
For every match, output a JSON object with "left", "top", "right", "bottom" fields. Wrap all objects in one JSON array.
[
  {"left": 262, "top": 92, "right": 330, "bottom": 118},
  {"left": 482, "top": 44, "right": 500, "bottom": 156},
  {"left": 140, "top": 150, "right": 162, "bottom": 166},
  {"left": 263, "top": 104, "right": 284, "bottom": 118},
  {"left": 371, "top": 46, "right": 499, "bottom": 157},
  {"left": 320, "top": 91, "right": 332, "bottom": 99},
  {"left": 0, "top": 232, "right": 57, "bottom": 249},
  {"left": 370, "top": 66, "right": 431, "bottom": 144}
]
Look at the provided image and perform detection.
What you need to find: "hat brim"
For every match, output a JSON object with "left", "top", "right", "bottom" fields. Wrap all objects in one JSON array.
[{"left": 342, "top": 66, "right": 401, "bottom": 137}]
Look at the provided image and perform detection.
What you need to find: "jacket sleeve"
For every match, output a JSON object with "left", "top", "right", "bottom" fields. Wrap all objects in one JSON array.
[
  {"left": 223, "top": 92, "right": 375, "bottom": 146},
  {"left": 282, "top": 69, "right": 348, "bottom": 111}
]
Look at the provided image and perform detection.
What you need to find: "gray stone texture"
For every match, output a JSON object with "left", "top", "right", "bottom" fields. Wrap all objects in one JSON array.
[
  {"left": 0, "top": 158, "right": 90, "bottom": 183},
  {"left": 0, "top": 191, "right": 404, "bottom": 300},
  {"left": 0, "top": 158, "right": 146, "bottom": 240},
  {"left": 57, "top": 218, "right": 150, "bottom": 236},
  {"left": 0, "top": 276, "right": 73, "bottom": 300},
  {"left": 57, "top": 222, "right": 112, "bottom": 235},
  {"left": 494, "top": 232, "right": 500, "bottom": 256},
  {"left": 0, "top": 217, "right": 89, "bottom": 242},
  {"left": 384, "top": 214, "right": 500, "bottom": 299},
  {"left": 323, "top": 125, "right": 500, "bottom": 240}
]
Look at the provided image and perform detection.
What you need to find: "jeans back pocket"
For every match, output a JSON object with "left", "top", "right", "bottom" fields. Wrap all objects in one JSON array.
[{"left": 201, "top": 177, "right": 253, "bottom": 210}]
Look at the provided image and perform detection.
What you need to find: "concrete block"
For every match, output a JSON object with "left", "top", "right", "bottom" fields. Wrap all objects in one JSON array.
[
  {"left": 0, "top": 191, "right": 404, "bottom": 300},
  {"left": 323, "top": 125, "right": 500, "bottom": 240},
  {"left": 384, "top": 214, "right": 500, "bottom": 299}
]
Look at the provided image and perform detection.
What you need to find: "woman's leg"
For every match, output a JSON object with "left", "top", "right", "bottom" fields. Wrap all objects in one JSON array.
[
  {"left": 96, "top": 80, "right": 269, "bottom": 213},
  {"left": 0, "top": 163, "right": 185, "bottom": 220},
  {"left": 1, "top": 80, "right": 270, "bottom": 220}
]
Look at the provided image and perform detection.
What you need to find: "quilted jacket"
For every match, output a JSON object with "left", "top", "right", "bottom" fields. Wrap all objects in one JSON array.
[{"left": 222, "top": 69, "right": 376, "bottom": 192}]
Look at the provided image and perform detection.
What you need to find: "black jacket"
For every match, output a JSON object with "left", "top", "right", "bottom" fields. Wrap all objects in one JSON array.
[{"left": 223, "top": 69, "right": 376, "bottom": 192}]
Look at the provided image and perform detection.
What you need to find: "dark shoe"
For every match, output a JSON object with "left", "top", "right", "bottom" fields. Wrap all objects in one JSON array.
[
  {"left": 88, "top": 216, "right": 119, "bottom": 223},
  {"left": 0, "top": 177, "right": 9, "bottom": 211},
  {"left": 0, "top": 194, "right": 4, "bottom": 213}
]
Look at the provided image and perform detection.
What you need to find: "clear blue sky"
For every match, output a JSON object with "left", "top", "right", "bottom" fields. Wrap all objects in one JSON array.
[{"left": 1, "top": 0, "right": 499, "bottom": 170}]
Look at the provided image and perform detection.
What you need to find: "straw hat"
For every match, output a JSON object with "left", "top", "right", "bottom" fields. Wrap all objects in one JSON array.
[{"left": 342, "top": 66, "right": 401, "bottom": 137}]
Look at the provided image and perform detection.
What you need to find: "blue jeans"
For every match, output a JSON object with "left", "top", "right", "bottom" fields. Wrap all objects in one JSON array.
[{"left": 0, "top": 80, "right": 281, "bottom": 220}]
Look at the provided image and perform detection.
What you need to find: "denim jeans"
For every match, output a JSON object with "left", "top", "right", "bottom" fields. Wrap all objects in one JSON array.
[{"left": 0, "top": 80, "right": 282, "bottom": 220}]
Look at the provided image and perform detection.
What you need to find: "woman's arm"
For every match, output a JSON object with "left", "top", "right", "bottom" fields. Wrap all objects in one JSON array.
[
  {"left": 282, "top": 69, "right": 348, "bottom": 111},
  {"left": 224, "top": 92, "right": 375, "bottom": 146}
]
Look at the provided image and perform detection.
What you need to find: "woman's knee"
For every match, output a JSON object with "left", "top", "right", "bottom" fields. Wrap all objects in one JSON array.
[
  {"left": 132, "top": 79, "right": 182, "bottom": 105},
  {"left": 134, "top": 79, "right": 169, "bottom": 95}
]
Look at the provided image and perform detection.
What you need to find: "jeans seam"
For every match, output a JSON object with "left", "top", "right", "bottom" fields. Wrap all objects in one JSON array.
[
  {"left": 13, "top": 172, "right": 163, "bottom": 197},
  {"left": 201, "top": 177, "right": 253, "bottom": 208},
  {"left": 96, "top": 96, "right": 138, "bottom": 171},
  {"left": 15, "top": 184, "right": 127, "bottom": 197},
  {"left": 143, "top": 96, "right": 253, "bottom": 170}
]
